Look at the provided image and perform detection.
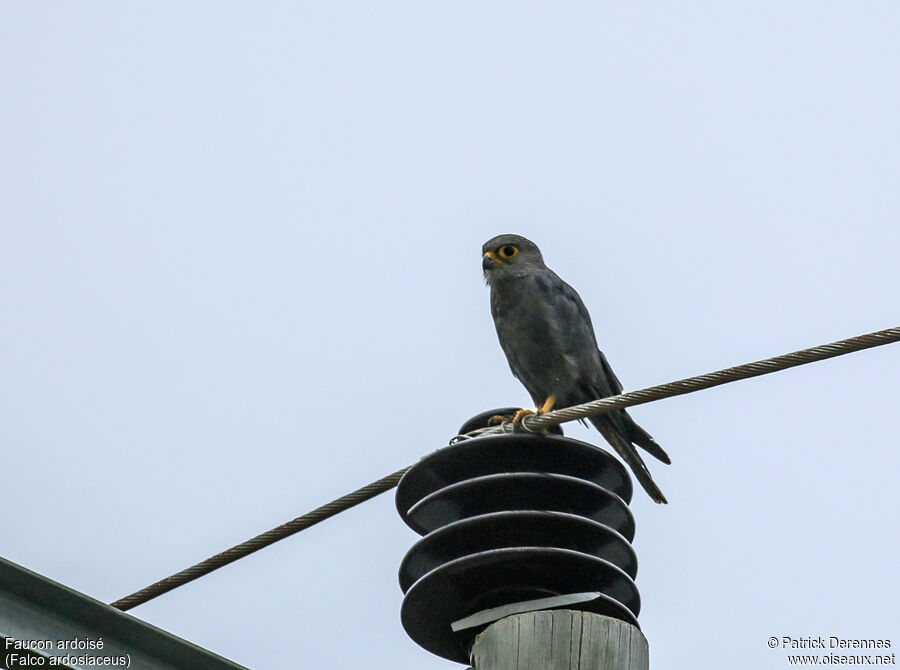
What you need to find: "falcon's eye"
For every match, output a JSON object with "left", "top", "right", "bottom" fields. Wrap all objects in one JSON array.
[{"left": 498, "top": 245, "right": 519, "bottom": 259}]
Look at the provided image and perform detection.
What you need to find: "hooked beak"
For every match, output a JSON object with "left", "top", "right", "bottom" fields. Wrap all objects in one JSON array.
[{"left": 482, "top": 251, "right": 503, "bottom": 271}]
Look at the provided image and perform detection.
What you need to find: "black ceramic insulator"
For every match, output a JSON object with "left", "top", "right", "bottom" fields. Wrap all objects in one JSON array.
[{"left": 396, "top": 409, "right": 641, "bottom": 664}]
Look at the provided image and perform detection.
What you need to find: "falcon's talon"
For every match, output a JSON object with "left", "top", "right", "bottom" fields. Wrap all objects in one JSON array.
[
  {"left": 487, "top": 409, "right": 535, "bottom": 426},
  {"left": 511, "top": 409, "right": 535, "bottom": 424}
]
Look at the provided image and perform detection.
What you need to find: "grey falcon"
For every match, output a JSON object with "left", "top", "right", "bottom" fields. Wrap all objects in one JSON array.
[{"left": 482, "top": 233, "right": 670, "bottom": 504}]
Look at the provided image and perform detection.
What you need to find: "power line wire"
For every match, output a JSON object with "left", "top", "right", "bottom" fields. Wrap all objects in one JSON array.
[
  {"left": 518, "top": 326, "right": 900, "bottom": 431},
  {"left": 110, "top": 467, "right": 409, "bottom": 611},
  {"left": 110, "top": 325, "right": 900, "bottom": 612}
]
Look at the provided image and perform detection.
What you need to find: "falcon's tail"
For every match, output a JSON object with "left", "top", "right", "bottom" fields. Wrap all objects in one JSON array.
[
  {"left": 588, "top": 413, "right": 668, "bottom": 504},
  {"left": 622, "top": 412, "right": 671, "bottom": 464}
]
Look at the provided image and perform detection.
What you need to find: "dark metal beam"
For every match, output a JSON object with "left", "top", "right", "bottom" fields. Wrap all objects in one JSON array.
[{"left": 0, "top": 557, "right": 250, "bottom": 670}]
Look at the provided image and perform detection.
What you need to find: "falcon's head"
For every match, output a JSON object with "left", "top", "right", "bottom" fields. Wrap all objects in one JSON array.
[{"left": 482, "top": 234, "right": 545, "bottom": 283}]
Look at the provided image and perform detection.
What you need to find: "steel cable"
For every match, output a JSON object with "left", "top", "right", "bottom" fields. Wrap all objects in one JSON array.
[
  {"left": 111, "top": 325, "right": 900, "bottom": 611},
  {"left": 520, "top": 326, "right": 900, "bottom": 432},
  {"left": 110, "top": 467, "right": 410, "bottom": 611}
]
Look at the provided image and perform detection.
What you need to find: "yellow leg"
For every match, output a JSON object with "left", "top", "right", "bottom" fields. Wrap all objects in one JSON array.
[{"left": 538, "top": 395, "right": 557, "bottom": 415}]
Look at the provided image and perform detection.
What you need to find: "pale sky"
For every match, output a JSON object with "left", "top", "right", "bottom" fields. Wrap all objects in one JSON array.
[{"left": 2, "top": 3, "right": 898, "bottom": 669}]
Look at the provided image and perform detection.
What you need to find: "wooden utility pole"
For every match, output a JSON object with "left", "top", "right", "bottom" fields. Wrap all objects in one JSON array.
[{"left": 471, "top": 610, "right": 649, "bottom": 670}]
